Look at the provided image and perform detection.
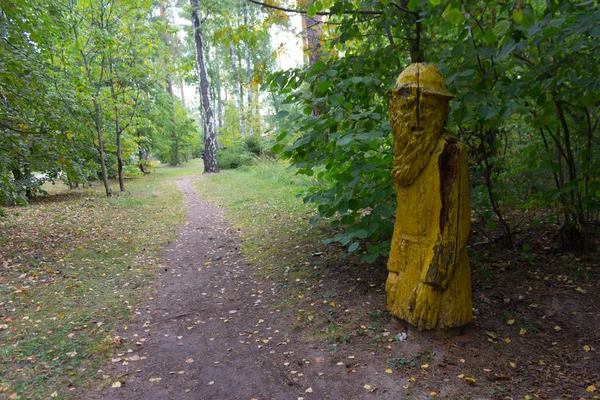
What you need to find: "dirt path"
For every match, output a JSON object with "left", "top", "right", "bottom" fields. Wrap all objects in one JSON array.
[
  {"left": 96, "top": 175, "right": 411, "bottom": 399},
  {"left": 93, "top": 173, "right": 599, "bottom": 399}
]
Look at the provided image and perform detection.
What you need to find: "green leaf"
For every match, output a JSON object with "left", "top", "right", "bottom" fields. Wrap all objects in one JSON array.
[
  {"left": 493, "top": 20, "right": 511, "bottom": 37},
  {"left": 445, "top": 9, "right": 465, "bottom": 25},
  {"left": 459, "top": 69, "right": 476, "bottom": 77},
  {"left": 451, "top": 44, "right": 465, "bottom": 59},
  {"left": 484, "top": 29, "right": 498, "bottom": 44},
  {"left": 271, "top": 144, "right": 284, "bottom": 153},
  {"left": 361, "top": 253, "right": 379, "bottom": 263},
  {"left": 429, "top": 0, "right": 441, "bottom": 5},
  {"left": 512, "top": 9, "right": 523, "bottom": 24},
  {"left": 307, "top": 5, "right": 317, "bottom": 17},
  {"left": 348, "top": 242, "right": 359, "bottom": 253},
  {"left": 319, "top": 80, "right": 333, "bottom": 93}
]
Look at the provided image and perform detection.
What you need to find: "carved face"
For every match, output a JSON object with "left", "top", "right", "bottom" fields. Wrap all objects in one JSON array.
[{"left": 389, "top": 87, "right": 450, "bottom": 187}]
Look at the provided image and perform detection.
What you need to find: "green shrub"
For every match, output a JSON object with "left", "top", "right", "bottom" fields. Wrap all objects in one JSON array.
[
  {"left": 218, "top": 145, "right": 254, "bottom": 170},
  {"left": 244, "top": 136, "right": 264, "bottom": 156},
  {"left": 124, "top": 163, "right": 144, "bottom": 179}
]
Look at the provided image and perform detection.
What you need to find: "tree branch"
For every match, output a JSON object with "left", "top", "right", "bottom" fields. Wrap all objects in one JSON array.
[
  {"left": 246, "top": 0, "right": 383, "bottom": 15},
  {"left": 389, "top": 2, "right": 418, "bottom": 16}
]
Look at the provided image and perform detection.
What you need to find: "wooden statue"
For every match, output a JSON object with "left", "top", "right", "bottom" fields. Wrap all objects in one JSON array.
[{"left": 386, "top": 63, "right": 472, "bottom": 331}]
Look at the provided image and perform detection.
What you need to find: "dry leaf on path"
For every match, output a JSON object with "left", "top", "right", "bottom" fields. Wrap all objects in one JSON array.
[{"left": 363, "top": 384, "right": 377, "bottom": 392}]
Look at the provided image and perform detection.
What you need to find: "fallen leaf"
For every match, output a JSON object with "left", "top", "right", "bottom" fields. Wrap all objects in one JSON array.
[
  {"left": 459, "top": 359, "right": 465, "bottom": 363},
  {"left": 111, "top": 382, "right": 122, "bottom": 388},
  {"left": 149, "top": 378, "right": 161, "bottom": 383},
  {"left": 430, "top": 392, "right": 437, "bottom": 396},
  {"left": 465, "top": 377, "right": 476, "bottom": 385},
  {"left": 305, "top": 387, "right": 313, "bottom": 393},
  {"left": 554, "top": 326, "right": 562, "bottom": 331},
  {"left": 505, "top": 338, "right": 511, "bottom": 343},
  {"left": 507, "top": 319, "right": 515, "bottom": 325},
  {"left": 50, "top": 392, "right": 58, "bottom": 397},
  {"left": 583, "top": 345, "right": 591, "bottom": 352},
  {"left": 587, "top": 385, "right": 597, "bottom": 393},
  {"left": 420, "top": 364, "right": 429, "bottom": 369},
  {"left": 66, "top": 351, "right": 77, "bottom": 358},
  {"left": 486, "top": 331, "right": 498, "bottom": 339},
  {"left": 510, "top": 362, "right": 517, "bottom": 368},
  {"left": 363, "top": 384, "right": 377, "bottom": 393},
  {"left": 408, "top": 377, "right": 416, "bottom": 382},
  {"left": 128, "top": 355, "right": 141, "bottom": 361},
  {"left": 208, "top": 381, "right": 214, "bottom": 386},
  {"left": 519, "top": 328, "right": 527, "bottom": 335},
  {"left": 185, "top": 358, "right": 194, "bottom": 363},
  {"left": 385, "top": 369, "right": 393, "bottom": 374},
  {"left": 457, "top": 374, "right": 464, "bottom": 378},
  {"left": 9, "top": 394, "right": 17, "bottom": 400}
]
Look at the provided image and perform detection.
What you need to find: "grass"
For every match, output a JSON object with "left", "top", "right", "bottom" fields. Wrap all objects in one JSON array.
[
  {"left": 195, "top": 159, "right": 324, "bottom": 275},
  {"left": 0, "top": 159, "right": 202, "bottom": 398}
]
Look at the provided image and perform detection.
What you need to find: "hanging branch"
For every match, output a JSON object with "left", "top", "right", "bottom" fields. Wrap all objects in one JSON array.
[{"left": 246, "top": 0, "right": 383, "bottom": 15}]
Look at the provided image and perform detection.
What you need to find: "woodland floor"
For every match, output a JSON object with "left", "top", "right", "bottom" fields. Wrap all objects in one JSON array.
[{"left": 90, "top": 171, "right": 599, "bottom": 400}]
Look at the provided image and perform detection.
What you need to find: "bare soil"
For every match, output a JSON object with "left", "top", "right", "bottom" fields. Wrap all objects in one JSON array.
[{"left": 95, "top": 175, "right": 599, "bottom": 399}]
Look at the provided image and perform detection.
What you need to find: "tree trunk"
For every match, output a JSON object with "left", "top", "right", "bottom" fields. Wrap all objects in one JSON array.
[
  {"left": 298, "top": 0, "right": 322, "bottom": 67},
  {"left": 191, "top": 0, "right": 218, "bottom": 173},
  {"left": 230, "top": 42, "right": 245, "bottom": 137},
  {"left": 215, "top": 48, "right": 223, "bottom": 131},
  {"left": 109, "top": 58, "right": 125, "bottom": 192},
  {"left": 244, "top": 2, "right": 253, "bottom": 136},
  {"left": 94, "top": 101, "right": 112, "bottom": 197},
  {"left": 115, "top": 108, "right": 125, "bottom": 191}
]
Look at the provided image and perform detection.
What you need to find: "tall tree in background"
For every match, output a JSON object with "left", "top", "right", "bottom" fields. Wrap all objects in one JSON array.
[
  {"left": 190, "top": 0, "right": 218, "bottom": 173},
  {"left": 297, "top": 0, "right": 322, "bottom": 66}
]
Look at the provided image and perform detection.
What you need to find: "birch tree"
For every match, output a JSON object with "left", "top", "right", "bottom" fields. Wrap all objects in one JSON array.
[{"left": 190, "top": 0, "right": 218, "bottom": 173}]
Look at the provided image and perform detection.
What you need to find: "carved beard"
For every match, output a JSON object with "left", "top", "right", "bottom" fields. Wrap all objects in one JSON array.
[{"left": 389, "top": 90, "right": 449, "bottom": 187}]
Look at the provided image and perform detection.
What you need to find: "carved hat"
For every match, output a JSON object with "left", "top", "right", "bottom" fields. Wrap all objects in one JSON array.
[{"left": 392, "top": 63, "right": 454, "bottom": 99}]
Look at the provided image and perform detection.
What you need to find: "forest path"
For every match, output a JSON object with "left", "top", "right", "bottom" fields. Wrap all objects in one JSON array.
[{"left": 95, "top": 174, "right": 403, "bottom": 400}]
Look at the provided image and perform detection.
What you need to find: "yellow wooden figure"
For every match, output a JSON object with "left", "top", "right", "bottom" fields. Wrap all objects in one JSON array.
[{"left": 386, "top": 63, "right": 472, "bottom": 331}]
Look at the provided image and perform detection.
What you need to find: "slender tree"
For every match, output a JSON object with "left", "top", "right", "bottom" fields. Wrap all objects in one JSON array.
[{"left": 190, "top": 0, "right": 218, "bottom": 172}]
